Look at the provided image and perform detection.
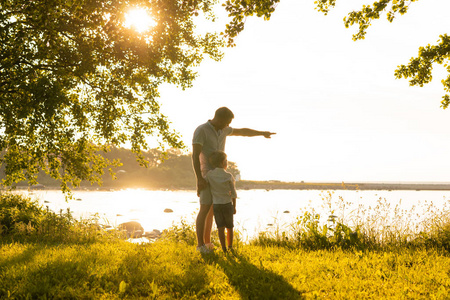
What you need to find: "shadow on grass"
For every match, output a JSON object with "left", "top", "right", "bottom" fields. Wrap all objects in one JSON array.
[
  {"left": 0, "top": 243, "right": 95, "bottom": 299},
  {"left": 0, "top": 243, "right": 42, "bottom": 271},
  {"left": 202, "top": 251, "right": 303, "bottom": 299}
]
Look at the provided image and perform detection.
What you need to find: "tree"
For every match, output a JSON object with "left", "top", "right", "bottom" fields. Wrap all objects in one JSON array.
[
  {"left": 223, "top": 0, "right": 450, "bottom": 108},
  {"left": 0, "top": 0, "right": 223, "bottom": 192}
]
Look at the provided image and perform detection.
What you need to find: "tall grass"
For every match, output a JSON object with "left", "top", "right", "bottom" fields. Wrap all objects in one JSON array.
[
  {"left": 251, "top": 191, "right": 450, "bottom": 251},
  {"left": 0, "top": 192, "right": 121, "bottom": 244}
]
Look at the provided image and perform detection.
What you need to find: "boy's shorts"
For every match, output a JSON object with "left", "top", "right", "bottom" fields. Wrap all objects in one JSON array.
[
  {"left": 199, "top": 186, "right": 212, "bottom": 205},
  {"left": 213, "top": 203, "right": 234, "bottom": 228}
]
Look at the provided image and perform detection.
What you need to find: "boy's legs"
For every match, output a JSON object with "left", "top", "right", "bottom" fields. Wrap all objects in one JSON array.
[
  {"left": 217, "top": 227, "right": 227, "bottom": 252},
  {"left": 214, "top": 203, "right": 234, "bottom": 252},
  {"left": 226, "top": 228, "right": 233, "bottom": 249},
  {"left": 223, "top": 203, "right": 234, "bottom": 250}
]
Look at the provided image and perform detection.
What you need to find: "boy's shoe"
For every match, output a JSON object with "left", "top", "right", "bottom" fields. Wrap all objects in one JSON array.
[
  {"left": 227, "top": 247, "right": 236, "bottom": 255},
  {"left": 196, "top": 245, "right": 213, "bottom": 254}
]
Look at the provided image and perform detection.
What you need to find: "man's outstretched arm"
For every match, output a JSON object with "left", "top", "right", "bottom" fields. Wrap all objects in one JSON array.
[{"left": 231, "top": 128, "right": 276, "bottom": 138}]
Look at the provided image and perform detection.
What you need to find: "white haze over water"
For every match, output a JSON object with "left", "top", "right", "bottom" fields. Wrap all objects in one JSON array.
[{"left": 26, "top": 189, "right": 450, "bottom": 241}]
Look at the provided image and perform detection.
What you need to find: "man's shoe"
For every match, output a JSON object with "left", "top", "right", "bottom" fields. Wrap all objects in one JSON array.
[
  {"left": 196, "top": 245, "right": 213, "bottom": 254},
  {"left": 205, "top": 243, "right": 216, "bottom": 250}
]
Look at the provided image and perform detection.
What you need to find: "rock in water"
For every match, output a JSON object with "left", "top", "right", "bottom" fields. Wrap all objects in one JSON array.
[
  {"left": 118, "top": 221, "right": 144, "bottom": 238},
  {"left": 144, "top": 229, "right": 162, "bottom": 239}
]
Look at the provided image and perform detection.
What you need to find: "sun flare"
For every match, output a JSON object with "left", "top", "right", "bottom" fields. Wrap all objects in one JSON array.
[{"left": 124, "top": 8, "right": 156, "bottom": 33}]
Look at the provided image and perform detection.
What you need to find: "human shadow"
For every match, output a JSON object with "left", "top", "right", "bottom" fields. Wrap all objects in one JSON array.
[{"left": 202, "top": 251, "right": 303, "bottom": 299}]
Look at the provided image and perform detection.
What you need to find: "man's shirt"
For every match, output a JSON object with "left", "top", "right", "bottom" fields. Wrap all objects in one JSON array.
[{"left": 192, "top": 120, "right": 233, "bottom": 176}]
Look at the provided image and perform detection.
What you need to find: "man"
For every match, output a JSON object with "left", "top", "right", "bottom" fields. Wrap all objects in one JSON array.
[{"left": 192, "top": 107, "right": 275, "bottom": 253}]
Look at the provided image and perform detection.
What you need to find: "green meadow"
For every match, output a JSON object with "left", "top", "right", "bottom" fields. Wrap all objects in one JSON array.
[{"left": 1, "top": 193, "right": 450, "bottom": 299}]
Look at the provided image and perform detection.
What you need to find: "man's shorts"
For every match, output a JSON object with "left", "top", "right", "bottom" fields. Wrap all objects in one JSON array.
[
  {"left": 213, "top": 202, "right": 234, "bottom": 228},
  {"left": 199, "top": 185, "right": 212, "bottom": 205}
]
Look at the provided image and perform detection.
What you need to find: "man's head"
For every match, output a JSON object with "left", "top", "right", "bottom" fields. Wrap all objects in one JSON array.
[
  {"left": 209, "top": 150, "right": 228, "bottom": 169},
  {"left": 212, "top": 107, "right": 234, "bottom": 129}
]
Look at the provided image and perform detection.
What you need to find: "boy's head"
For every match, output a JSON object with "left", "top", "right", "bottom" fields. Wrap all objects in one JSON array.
[{"left": 209, "top": 150, "right": 227, "bottom": 169}]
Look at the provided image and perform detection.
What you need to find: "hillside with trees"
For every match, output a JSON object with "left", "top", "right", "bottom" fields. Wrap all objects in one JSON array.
[{"left": 1, "top": 147, "right": 241, "bottom": 190}]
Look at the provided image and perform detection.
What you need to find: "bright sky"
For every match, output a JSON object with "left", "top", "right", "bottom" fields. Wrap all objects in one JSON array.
[{"left": 156, "top": 0, "right": 450, "bottom": 183}]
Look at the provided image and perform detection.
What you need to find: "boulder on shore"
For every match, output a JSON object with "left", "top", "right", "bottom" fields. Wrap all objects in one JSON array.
[
  {"left": 144, "top": 229, "right": 162, "bottom": 239},
  {"left": 118, "top": 221, "right": 144, "bottom": 238}
]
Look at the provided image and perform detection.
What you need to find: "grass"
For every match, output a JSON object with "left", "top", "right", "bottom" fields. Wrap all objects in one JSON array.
[
  {"left": 2, "top": 240, "right": 450, "bottom": 299},
  {"left": 1, "top": 192, "right": 450, "bottom": 299}
]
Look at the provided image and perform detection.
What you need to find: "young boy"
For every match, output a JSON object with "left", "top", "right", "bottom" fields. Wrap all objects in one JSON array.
[{"left": 206, "top": 150, "right": 237, "bottom": 253}]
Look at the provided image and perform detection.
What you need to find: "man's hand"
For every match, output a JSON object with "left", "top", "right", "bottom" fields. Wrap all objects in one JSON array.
[
  {"left": 262, "top": 131, "right": 276, "bottom": 139},
  {"left": 197, "top": 177, "right": 208, "bottom": 197},
  {"left": 231, "top": 128, "right": 276, "bottom": 138}
]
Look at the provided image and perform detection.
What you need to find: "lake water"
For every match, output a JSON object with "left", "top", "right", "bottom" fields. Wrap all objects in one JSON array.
[{"left": 23, "top": 188, "right": 450, "bottom": 241}]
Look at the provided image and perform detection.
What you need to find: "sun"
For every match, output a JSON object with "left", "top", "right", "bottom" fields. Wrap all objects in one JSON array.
[{"left": 124, "top": 8, "right": 156, "bottom": 33}]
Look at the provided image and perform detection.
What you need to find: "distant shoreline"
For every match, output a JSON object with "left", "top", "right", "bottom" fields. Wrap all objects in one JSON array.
[
  {"left": 236, "top": 181, "right": 450, "bottom": 191},
  {"left": 8, "top": 180, "right": 450, "bottom": 192}
]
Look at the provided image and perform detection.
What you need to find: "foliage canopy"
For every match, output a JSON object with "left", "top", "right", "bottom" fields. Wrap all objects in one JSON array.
[{"left": 0, "top": 0, "right": 223, "bottom": 191}]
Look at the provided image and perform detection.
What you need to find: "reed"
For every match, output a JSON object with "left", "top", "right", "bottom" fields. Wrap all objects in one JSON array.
[{"left": 251, "top": 190, "right": 450, "bottom": 251}]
